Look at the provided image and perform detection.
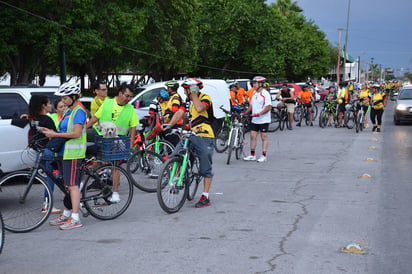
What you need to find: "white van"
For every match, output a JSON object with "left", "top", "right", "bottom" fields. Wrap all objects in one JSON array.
[{"left": 130, "top": 79, "right": 231, "bottom": 122}]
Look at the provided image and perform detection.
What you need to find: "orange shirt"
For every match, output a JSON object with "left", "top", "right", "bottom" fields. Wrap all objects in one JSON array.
[
  {"left": 246, "top": 88, "right": 255, "bottom": 102},
  {"left": 300, "top": 90, "right": 312, "bottom": 103},
  {"left": 230, "top": 88, "right": 246, "bottom": 105}
]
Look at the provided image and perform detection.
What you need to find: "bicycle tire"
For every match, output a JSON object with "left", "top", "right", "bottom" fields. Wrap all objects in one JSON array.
[
  {"left": 319, "top": 110, "right": 325, "bottom": 128},
  {"left": 127, "top": 150, "right": 165, "bottom": 192},
  {"left": 268, "top": 111, "right": 280, "bottom": 132},
  {"left": 146, "top": 140, "right": 175, "bottom": 160},
  {"left": 293, "top": 106, "right": 301, "bottom": 122},
  {"left": 279, "top": 112, "right": 285, "bottom": 131},
  {"left": 0, "top": 171, "right": 53, "bottom": 233},
  {"left": 304, "top": 109, "right": 310, "bottom": 126},
  {"left": 157, "top": 157, "right": 188, "bottom": 214},
  {"left": 344, "top": 111, "right": 355, "bottom": 129},
  {"left": 226, "top": 128, "right": 236, "bottom": 165},
  {"left": 358, "top": 112, "right": 364, "bottom": 131},
  {"left": 235, "top": 128, "right": 245, "bottom": 160},
  {"left": 214, "top": 123, "right": 230, "bottom": 153},
  {"left": 0, "top": 211, "right": 3, "bottom": 255},
  {"left": 187, "top": 156, "right": 202, "bottom": 201},
  {"left": 312, "top": 103, "right": 318, "bottom": 120},
  {"left": 82, "top": 164, "right": 133, "bottom": 220}
]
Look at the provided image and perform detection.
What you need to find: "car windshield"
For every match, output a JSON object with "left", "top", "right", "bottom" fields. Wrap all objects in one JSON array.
[{"left": 399, "top": 89, "right": 412, "bottom": 99}]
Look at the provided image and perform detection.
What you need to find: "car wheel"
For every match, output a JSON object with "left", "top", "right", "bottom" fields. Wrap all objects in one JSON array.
[{"left": 393, "top": 115, "right": 401, "bottom": 125}]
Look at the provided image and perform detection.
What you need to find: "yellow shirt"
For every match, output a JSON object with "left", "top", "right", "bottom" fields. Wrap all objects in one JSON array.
[
  {"left": 359, "top": 89, "right": 370, "bottom": 105},
  {"left": 371, "top": 92, "right": 386, "bottom": 110},
  {"left": 190, "top": 93, "right": 214, "bottom": 139},
  {"left": 91, "top": 97, "right": 105, "bottom": 116}
]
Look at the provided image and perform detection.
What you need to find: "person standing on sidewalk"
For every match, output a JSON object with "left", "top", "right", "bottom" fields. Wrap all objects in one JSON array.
[{"left": 243, "top": 76, "right": 272, "bottom": 163}]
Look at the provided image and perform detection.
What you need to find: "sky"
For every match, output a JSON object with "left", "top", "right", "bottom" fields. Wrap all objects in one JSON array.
[{"left": 268, "top": 0, "right": 412, "bottom": 76}]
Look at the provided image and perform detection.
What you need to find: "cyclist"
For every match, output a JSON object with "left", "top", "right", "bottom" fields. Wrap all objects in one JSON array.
[
  {"left": 230, "top": 83, "right": 246, "bottom": 109},
  {"left": 87, "top": 83, "right": 139, "bottom": 203},
  {"left": 370, "top": 84, "right": 387, "bottom": 132},
  {"left": 49, "top": 98, "right": 67, "bottom": 129},
  {"left": 336, "top": 81, "right": 348, "bottom": 127},
  {"left": 146, "top": 88, "right": 169, "bottom": 140},
  {"left": 167, "top": 78, "right": 215, "bottom": 208},
  {"left": 275, "top": 83, "right": 295, "bottom": 130},
  {"left": 243, "top": 76, "right": 272, "bottom": 162},
  {"left": 325, "top": 86, "right": 337, "bottom": 127},
  {"left": 163, "top": 80, "right": 185, "bottom": 146},
  {"left": 87, "top": 80, "right": 108, "bottom": 142},
  {"left": 359, "top": 83, "right": 371, "bottom": 128},
  {"left": 28, "top": 95, "right": 62, "bottom": 215},
  {"left": 235, "top": 82, "right": 247, "bottom": 103},
  {"left": 40, "top": 79, "right": 87, "bottom": 230},
  {"left": 296, "top": 85, "right": 314, "bottom": 127}
]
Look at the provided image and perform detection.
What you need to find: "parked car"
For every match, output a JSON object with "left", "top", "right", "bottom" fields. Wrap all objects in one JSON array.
[
  {"left": 0, "top": 86, "right": 59, "bottom": 174},
  {"left": 269, "top": 83, "right": 302, "bottom": 106},
  {"left": 315, "top": 86, "right": 328, "bottom": 101},
  {"left": 129, "top": 79, "right": 231, "bottom": 124},
  {"left": 393, "top": 86, "right": 412, "bottom": 125}
]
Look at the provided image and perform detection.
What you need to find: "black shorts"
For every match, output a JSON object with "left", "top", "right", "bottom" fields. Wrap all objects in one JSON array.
[
  {"left": 249, "top": 123, "right": 269, "bottom": 133},
  {"left": 338, "top": 103, "right": 346, "bottom": 113},
  {"left": 62, "top": 159, "right": 83, "bottom": 187}
]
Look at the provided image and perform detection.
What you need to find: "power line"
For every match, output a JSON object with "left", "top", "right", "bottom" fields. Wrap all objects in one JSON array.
[{"left": 0, "top": 1, "right": 272, "bottom": 77}]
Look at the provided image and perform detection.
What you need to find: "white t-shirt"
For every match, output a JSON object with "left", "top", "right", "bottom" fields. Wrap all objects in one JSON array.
[{"left": 251, "top": 89, "right": 271, "bottom": 124}]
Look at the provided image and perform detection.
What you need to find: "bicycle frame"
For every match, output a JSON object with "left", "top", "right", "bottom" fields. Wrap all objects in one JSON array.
[{"left": 168, "top": 136, "right": 190, "bottom": 188}]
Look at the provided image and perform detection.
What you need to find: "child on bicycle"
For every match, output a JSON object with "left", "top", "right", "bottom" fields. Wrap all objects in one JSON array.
[
  {"left": 296, "top": 85, "right": 314, "bottom": 127},
  {"left": 325, "top": 86, "right": 337, "bottom": 127}
]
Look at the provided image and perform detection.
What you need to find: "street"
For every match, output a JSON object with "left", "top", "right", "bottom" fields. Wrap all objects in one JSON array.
[{"left": 1, "top": 100, "right": 411, "bottom": 274}]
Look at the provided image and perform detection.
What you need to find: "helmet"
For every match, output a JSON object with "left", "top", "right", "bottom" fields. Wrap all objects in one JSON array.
[
  {"left": 182, "top": 78, "right": 203, "bottom": 89},
  {"left": 251, "top": 76, "right": 266, "bottom": 83},
  {"left": 55, "top": 79, "right": 81, "bottom": 96},
  {"left": 165, "top": 80, "right": 179, "bottom": 91},
  {"left": 263, "top": 82, "right": 270, "bottom": 88},
  {"left": 229, "top": 84, "right": 237, "bottom": 89},
  {"left": 159, "top": 89, "right": 169, "bottom": 100}
]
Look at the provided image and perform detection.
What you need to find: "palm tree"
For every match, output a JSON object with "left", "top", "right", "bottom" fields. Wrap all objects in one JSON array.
[{"left": 273, "top": 0, "right": 303, "bottom": 16}]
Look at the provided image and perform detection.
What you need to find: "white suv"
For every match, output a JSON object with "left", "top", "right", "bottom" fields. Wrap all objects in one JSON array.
[{"left": 0, "top": 86, "right": 58, "bottom": 174}]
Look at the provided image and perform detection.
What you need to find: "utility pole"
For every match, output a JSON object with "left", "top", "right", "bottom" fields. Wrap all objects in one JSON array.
[
  {"left": 342, "top": 0, "right": 351, "bottom": 82},
  {"left": 371, "top": 57, "right": 374, "bottom": 82},
  {"left": 337, "top": 28, "right": 343, "bottom": 84}
]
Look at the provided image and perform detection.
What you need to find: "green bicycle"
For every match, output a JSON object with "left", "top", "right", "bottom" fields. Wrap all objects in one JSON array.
[{"left": 156, "top": 127, "right": 204, "bottom": 214}]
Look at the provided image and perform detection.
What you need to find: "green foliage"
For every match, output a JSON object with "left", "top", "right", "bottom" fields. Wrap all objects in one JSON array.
[{"left": 0, "top": 0, "right": 335, "bottom": 85}]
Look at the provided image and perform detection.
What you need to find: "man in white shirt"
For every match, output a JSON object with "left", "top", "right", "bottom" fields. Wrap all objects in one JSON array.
[{"left": 243, "top": 76, "right": 272, "bottom": 162}]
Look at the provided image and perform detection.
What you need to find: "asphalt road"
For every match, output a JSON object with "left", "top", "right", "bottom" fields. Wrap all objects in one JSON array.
[{"left": 1, "top": 100, "right": 411, "bottom": 274}]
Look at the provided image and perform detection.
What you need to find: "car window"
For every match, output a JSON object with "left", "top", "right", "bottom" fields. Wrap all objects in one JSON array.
[
  {"left": 138, "top": 88, "right": 162, "bottom": 108},
  {"left": 399, "top": 89, "right": 412, "bottom": 99},
  {"left": 0, "top": 93, "right": 28, "bottom": 119}
]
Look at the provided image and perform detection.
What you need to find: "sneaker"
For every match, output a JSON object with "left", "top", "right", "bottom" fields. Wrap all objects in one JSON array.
[
  {"left": 108, "top": 192, "right": 121, "bottom": 203},
  {"left": 310, "top": 122, "right": 313, "bottom": 126},
  {"left": 372, "top": 126, "right": 377, "bottom": 132},
  {"left": 288, "top": 126, "right": 293, "bottom": 130},
  {"left": 49, "top": 214, "right": 70, "bottom": 226},
  {"left": 377, "top": 128, "right": 381, "bottom": 132},
  {"left": 195, "top": 195, "right": 211, "bottom": 208},
  {"left": 59, "top": 217, "right": 83, "bottom": 230},
  {"left": 257, "top": 155, "right": 267, "bottom": 163},
  {"left": 296, "top": 123, "right": 301, "bottom": 127},
  {"left": 243, "top": 155, "right": 256, "bottom": 161}
]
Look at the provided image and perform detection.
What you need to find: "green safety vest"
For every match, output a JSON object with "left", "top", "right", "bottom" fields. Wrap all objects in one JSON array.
[
  {"left": 63, "top": 105, "right": 87, "bottom": 160},
  {"left": 100, "top": 98, "right": 133, "bottom": 135},
  {"left": 49, "top": 113, "right": 60, "bottom": 131}
]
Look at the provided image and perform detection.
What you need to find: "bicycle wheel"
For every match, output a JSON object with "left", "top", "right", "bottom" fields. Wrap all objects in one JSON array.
[
  {"left": 187, "top": 156, "right": 202, "bottom": 201},
  {"left": 358, "top": 112, "right": 364, "bottom": 131},
  {"left": 344, "top": 111, "right": 355, "bottom": 129},
  {"left": 82, "top": 164, "right": 133, "bottom": 220},
  {"left": 214, "top": 123, "right": 230, "bottom": 153},
  {"left": 319, "top": 110, "right": 325, "bottom": 128},
  {"left": 268, "top": 111, "right": 280, "bottom": 132},
  {"left": 279, "top": 113, "right": 285, "bottom": 131},
  {"left": 304, "top": 109, "right": 310, "bottom": 126},
  {"left": 312, "top": 103, "right": 318, "bottom": 120},
  {"left": 235, "top": 128, "right": 245, "bottom": 160},
  {"left": 226, "top": 129, "right": 236, "bottom": 165},
  {"left": 0, "top": 171, "right": 52, "bottom": 233},
  {"left": 127, "top": 150, "right": 165, "bottom": 193},
  {"left": 146, "top": 140, "right": 175, "bottom": 160},
  {"left": 157, "top": 157, "right": 188, "bottom": 213},
  {"left": 293, "top": 106, "right": 301, "bottom": 122},
  {"left": 0, "top": 211, "right": 4, "bottom": 255}
]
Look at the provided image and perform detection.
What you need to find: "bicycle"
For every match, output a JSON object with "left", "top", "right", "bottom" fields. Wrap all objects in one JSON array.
[
  {"left": 311, "top": 101, "right": 318, "bottom": 121},
  {"left": 319, "top": 100, "right": 337, "bottom": 128},
  {"left": 0, "top": 136, "right": 134, "bottom": 233},
  {"left": 225, "top": 111, "right": 247, "bottom": 165},
  {"left": 126, "top": 126, "right": 171, "bottom": 193},
  {"left": 278, "top": 104, "right": 291, "bottom": 131},
  {"left": 357, "top": 103, "right": 369, "bottom": 132},
  {"left": 214, "top": 106, "right": 233, "bottom": 153},
  {"left": 344, "top": 98, "right": 358, "bottom": 130},
  {"left": 156, "top": 127, "right": 204, "bottom": 214}
]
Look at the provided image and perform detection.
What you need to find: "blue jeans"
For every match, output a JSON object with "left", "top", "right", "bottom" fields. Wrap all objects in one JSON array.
[
  {"left": 41, "top": 148, "right": 57, "bottom": 203},
  {"left": 173, "top": 136, "right": 214, "bottom": 178}
]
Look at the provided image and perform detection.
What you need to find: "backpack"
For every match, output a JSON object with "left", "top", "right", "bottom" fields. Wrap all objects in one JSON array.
[{"left": 204, "top": 96, "right": 222, "bottom": 137}]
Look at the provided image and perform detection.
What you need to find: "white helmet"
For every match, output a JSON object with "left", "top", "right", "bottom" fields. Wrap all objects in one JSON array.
[{"left": 55, "top": 79, "right": 81, "bottom": 96}]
